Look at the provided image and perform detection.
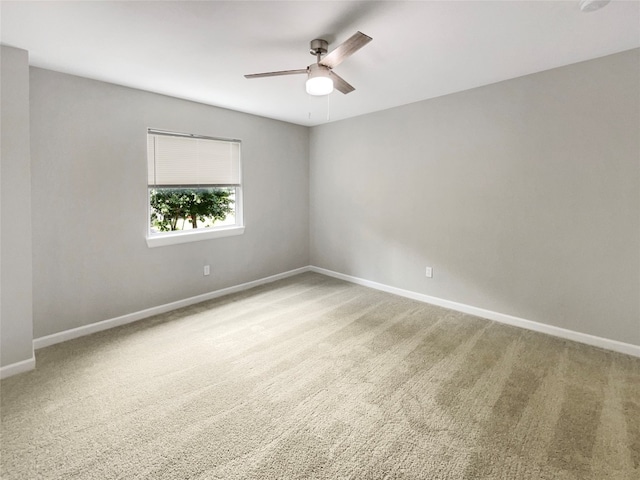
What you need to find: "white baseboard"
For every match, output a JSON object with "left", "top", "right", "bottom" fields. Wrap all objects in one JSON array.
[
  {"left": 26, "top": 263, "right": 640, "bottom": 360},
  {"left": 33, "top": 266, "right": 311, "bottom": 350},
  {"left": 0, "top": 354, "right": 36, "bottom": 379},
  {"left": 309, "top": 266, "right": 640, "bottom": 358}
]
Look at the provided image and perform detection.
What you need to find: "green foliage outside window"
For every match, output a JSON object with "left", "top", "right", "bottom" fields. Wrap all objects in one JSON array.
[{"left": 150, "top": 188, "right": 234, "bottom": 232}]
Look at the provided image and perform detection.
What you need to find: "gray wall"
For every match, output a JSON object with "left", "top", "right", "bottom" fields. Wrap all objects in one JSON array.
[
  {"left": 310, "top": 49, "right": 640, "bottom": 346},
  {"left": 4, "top": 47, "right": 638, "bottom": 368},
  {"left": 1, "top": 46, "right": 34, "bottom": 366},
  {"left": 30, "top": 68, "right": 309, "bottom": 338}
]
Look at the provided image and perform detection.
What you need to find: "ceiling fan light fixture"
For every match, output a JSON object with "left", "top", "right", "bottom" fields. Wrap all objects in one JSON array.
[
  {"left": 306, "top": 64, "right": 333, "bottom": 96},
  {"left": 306, "top": 76, "right": 333, "bottom": 96}
]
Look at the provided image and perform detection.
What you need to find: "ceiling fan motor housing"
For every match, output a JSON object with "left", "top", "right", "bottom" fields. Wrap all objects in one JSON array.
[
  {"left": 308, "top": 63, "right": 331, "bottom": 76},
  {"left": 310, "top": 39, "right": 328, "bottom": 56}
]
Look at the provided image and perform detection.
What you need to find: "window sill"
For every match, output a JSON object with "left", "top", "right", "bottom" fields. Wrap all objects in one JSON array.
[{"left": 146, "top": 225, "right": 245, "bottom": 248}]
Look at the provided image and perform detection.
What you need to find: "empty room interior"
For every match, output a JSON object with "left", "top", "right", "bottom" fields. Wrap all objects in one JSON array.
[{"left": 1, "top": 1, "right": 639, "bottom": 479}]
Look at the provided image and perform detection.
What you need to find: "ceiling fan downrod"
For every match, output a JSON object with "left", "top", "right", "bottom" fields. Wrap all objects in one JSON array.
[{"left": 309, "top": 39, "right": 329, "bottom": 64}]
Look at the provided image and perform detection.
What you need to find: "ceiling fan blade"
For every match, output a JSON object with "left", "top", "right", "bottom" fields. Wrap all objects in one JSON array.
[
  {"left": 329, "top": 71, "right": 355, "bottom": 94},
  {"left": 244, "top": 69, "right": 307, "bottom": 79},
  {"left": 320, "top": 31, "right": 372, "bottom": 69}
]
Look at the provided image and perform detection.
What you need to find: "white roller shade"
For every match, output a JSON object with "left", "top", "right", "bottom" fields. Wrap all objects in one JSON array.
[{"left": 148, "top": 132, "right": 241, "bottom": 187}]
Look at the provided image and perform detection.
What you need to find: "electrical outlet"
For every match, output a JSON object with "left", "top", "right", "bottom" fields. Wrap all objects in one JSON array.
[
  {"left": 425, "top": 266, "right": 433, "bottom": 278},
  {"left": 204, "top": 265, "right": 210, "bottom": 276}
]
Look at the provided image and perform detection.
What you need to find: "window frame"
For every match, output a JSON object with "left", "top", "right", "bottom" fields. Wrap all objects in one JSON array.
[{"left": 145, "top": 129, "right": 244, "bottom": 248}]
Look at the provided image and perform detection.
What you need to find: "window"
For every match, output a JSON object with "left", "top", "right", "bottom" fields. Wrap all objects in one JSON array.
[{"left": 146, "top": 129, "right": 244, "bottom": 247}]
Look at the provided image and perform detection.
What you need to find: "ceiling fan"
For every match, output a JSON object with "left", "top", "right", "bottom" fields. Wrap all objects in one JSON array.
[{"left": 244, "top": 31, "right": 372, "bottom": 96}]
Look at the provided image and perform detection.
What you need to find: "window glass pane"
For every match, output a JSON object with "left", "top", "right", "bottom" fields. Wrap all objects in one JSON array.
[{"left": 149, "top": 187, "right": 236, "bottom": 234}]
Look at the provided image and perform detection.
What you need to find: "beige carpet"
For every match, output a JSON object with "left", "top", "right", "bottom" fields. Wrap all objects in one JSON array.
[{"left": 1, "top": 272, "right": 639, "bottom": 479}]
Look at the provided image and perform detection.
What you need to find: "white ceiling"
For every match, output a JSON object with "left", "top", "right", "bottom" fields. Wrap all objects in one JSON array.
[{"left": 1, "top": 1, "right": 639, "bottom": 126}]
